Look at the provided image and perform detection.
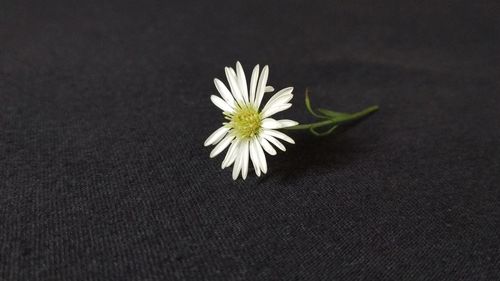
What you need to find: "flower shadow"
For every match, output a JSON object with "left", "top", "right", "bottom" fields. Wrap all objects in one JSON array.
[{"left": 257, "top": 125, "right": 377, "bottom": 184}]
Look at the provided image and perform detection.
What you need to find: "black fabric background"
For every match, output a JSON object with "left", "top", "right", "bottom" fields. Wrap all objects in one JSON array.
[{"left": 1, "top": 1, "right": 499, "bottom": 280}]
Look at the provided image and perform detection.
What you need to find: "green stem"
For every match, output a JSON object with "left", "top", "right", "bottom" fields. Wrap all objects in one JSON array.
[{"left": 284, "top": 105, "right": 379, "bottom": 131}]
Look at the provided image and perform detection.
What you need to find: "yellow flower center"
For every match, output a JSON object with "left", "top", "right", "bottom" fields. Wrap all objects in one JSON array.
[{"left": 230, "top": 105, "right": 262, "bottom": 139}]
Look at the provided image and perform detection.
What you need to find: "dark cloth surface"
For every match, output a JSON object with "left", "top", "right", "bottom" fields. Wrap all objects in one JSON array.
[{"left": 1, "top": 1, "right": 499, "bottom": 280}]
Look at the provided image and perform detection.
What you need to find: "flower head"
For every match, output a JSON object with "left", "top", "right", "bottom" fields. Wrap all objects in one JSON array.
[{"left": 205, "top": 62, "right": 298, "bottom": 180}]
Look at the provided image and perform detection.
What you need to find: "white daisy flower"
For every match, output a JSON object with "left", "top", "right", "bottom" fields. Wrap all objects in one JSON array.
[{"left": 204, "top": 62, "right": 298, "bottom": 180}]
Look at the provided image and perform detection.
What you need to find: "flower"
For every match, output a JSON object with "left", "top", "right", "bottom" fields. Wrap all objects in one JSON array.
[{"left": 204, "top": 62, "right": 298, "bottom": 180}]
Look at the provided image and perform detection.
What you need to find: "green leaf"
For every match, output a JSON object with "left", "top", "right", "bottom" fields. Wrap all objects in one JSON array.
[
  {"left": 309, "top": 125, "right": 339, "bottom": 136},
  {"left": 317, "top": 108, "right": 349, "bottom": 118},
  {"left": 304, "top": 89, "right": 326, "bottom": 118}
]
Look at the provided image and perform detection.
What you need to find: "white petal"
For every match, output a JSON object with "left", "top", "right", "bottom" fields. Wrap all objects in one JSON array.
[
  {"left": 263, "top": 134, "right": 286, "bottom": 151},
  {"left": 211, "top": 95, "right": 234, "bottom": 113},
  {"left": 232, "top": 141, "right": 248, "bottom": 180},
  {"left": 278, "top": 119, "right": 299, "bottom": 128},
  {"left": 204, "top": 126, "right": 229, "bottom": 146},
  {"left": 261, "top": 94, "right": 293, "bottom": 115},
  {"left": 261, "top": 118, "right": 283, "bottom": 129},
  {"left": 258, "top": 136, "right": 277, "bottom": 155},
  {"left": 241, "top": 140, "right": 250, "bottom": 180},
  {"left": 260, "top": 119, "right": 297, "bottom": 131},
  {"left": 252, "top": 139, "right": 267, "bottom": 174},
  {"left": 236, "top": 62, "right": 249, "bottom": 104},
  {"left": 210, "top": 134, "right": 235, "bottom": 158},
  {"left": 249, "top": 64, "right": 259, "bottom": 104},
  {"left": 263, "top": 129, "right": 295, "bottom": 144},
  {"left": 214, "top": 79, "right": 236, "bottom": 107},
  {"left": 232, "top": 150, "right": 243, "bottom": 180},
  {"left": 249, "top": 138, "right": 261, "bottom": 177},
  {"left": 261, "top": 87, "right": 293, "bottom": 115},
  {"left": 265, "top": 86, "right": 274, "bottom": 93},
  {"left": 266, "top": 87, "right": 293, "bottom": 105},
  {"left": 221, "top": 140, "right": 239, "bottom": 168},
  {"left": 254, "top": 65, "right": 269, "bottom": 108},
  {"left": 261, "top": 103, "right": 292, "bottom": 118},
  {"left": 225, "top": 67, "right": 244, "bottom": 105}
]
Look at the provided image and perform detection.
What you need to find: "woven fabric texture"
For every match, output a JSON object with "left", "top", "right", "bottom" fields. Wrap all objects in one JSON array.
[{"left": 1, "top": 1, "right": 499, "bottom": 280}]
